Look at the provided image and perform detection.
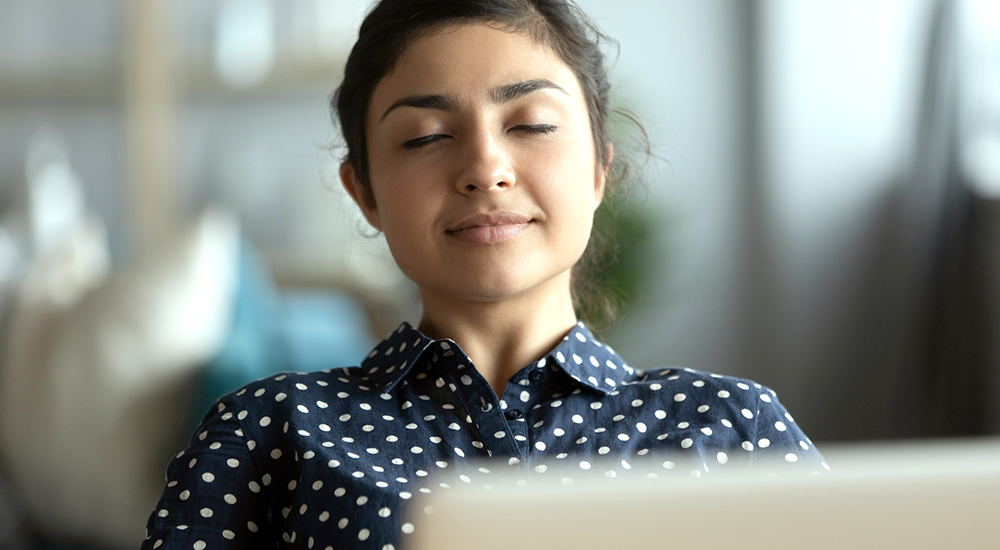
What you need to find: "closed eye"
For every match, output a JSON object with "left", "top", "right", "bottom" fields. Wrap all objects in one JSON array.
[
  {"left": 401, "top": 125, "right": 555, "bottom": 150},
  {"left": 512, "top": 124, "right": 557, "bottom": 135},
  {"left": 401, "top": 134, "right": 449, "bottom": 150}
]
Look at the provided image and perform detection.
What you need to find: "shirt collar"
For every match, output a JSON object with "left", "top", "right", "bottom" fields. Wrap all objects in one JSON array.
[
  {"left": 361, "top": 322, "right": 434, "bottom": 392},
  {"left": 361, "top": 321, "right": 637, "bottom": 394},
  {"left": 548, "top": 321, "right": 637, "bottom": 393}
]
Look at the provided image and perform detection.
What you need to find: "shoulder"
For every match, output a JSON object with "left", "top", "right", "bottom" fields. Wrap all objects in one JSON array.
[
  {"left": 631, "top": 366, "right": 778, "bottom": 409},
  {"left": 237, "top": 367, "right": 373, "bottom": 395},
  {"left": 635, "top": 367, "right": 798, "bottom": 430},
  {"left": 201, "top": 367, "right": 378, "bottom": 429},
  {"left": 626, "top": 367, "right": 821, "bottom": 460}
]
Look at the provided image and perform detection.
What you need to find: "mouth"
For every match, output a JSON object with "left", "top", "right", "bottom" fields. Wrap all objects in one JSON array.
[{"left": 446, "top": 212, "right": 534, "bottom": 244}]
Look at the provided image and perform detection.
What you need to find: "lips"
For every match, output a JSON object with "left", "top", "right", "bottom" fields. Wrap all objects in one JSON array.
[{"left": 446, "top": 212, "right": 534, "bottom": 244}]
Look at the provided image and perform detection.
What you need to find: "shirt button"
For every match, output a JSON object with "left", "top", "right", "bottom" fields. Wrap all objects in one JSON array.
[
  {"left": 505, "top": 409, "right": 523, "bottom": 420},
  {"left": 529, "top": 370, "right": 544, "bottom": 382}
]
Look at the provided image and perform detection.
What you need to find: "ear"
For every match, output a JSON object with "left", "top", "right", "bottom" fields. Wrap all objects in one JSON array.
[
  {"left": 593, "top": 143, "right": 613, "bottom": 210},
  {"left": 340, "top": 162, "right": 383, "bottom": 231}
]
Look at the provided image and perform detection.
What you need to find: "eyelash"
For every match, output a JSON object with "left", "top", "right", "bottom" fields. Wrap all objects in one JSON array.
[
  {"left": 400, "top": 124, "right": 558, "bottom": 150},
  {"left": 514, "top": 123, "right": 558, "bottom": 135},
  {"left": 401, "top": 134, "right": 447, "bottom": 150}
]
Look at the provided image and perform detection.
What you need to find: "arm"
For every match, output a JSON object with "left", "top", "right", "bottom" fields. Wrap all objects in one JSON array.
[
  {"left": 141, "top": 395, "right": 276, "bottom": 549},
  {"left": 748, "top": 386, "right": 828, "bottom": 472}
]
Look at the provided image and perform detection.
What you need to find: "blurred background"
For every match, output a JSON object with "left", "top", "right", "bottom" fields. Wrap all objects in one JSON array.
[{"left": 0, "top": 0, "right": 997, "bottom": 547}]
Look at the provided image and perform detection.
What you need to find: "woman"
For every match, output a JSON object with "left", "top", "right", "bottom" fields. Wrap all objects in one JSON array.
[{"left": 142, "top": 1, "right": 825, "bottom": 548}]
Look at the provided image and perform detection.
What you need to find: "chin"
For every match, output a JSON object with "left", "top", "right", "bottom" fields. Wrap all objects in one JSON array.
[
  {"left": 397, "top": 248, "right": 580, "bottom": 304},
  {"left": 429, "top": 267, "right": 574, "bottom": 305},
  {"left": 443, "top": 277, "right": 533, "bottom": 302}
]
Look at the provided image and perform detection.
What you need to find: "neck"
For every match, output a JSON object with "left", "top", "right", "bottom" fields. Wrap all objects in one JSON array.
[{"left": 417, "top": 274, "right": 578, "bottom": 396}]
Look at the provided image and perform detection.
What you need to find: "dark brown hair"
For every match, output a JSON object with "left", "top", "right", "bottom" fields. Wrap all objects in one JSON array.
[{"left": 332, "top": 0, "right": 642, "bottom": 327}]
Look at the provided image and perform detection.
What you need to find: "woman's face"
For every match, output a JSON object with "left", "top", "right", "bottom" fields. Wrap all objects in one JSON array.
[{"left": 344, "top": 23, "right": 606, "bottom": 306}]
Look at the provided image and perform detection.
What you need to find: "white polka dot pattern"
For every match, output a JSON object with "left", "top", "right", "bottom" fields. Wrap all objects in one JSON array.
[{"left": 142, "top": 322, "right": 824, "bottom": 550}]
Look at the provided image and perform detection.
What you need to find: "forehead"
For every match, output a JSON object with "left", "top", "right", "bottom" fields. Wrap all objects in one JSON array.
[{"left": 369, "top": 23, "right": 581, "bottom": 113}]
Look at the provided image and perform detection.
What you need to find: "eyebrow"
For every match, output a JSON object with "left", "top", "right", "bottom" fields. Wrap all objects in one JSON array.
[
  {"left": 492, "top": 79, "right": 567, "bottom": 104},
  {"left": 379, "top": 79, "right": 568, "bottom": 122}
]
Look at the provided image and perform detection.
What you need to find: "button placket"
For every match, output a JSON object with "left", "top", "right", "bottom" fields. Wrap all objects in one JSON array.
[
  {"left": 448, "top": 363, "right": 523, "bottom": 464},
  {"left": 500, "top": 371, "right": 536, "bottom": 459}
]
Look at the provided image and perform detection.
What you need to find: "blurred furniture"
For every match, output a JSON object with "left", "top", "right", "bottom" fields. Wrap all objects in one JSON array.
[{"left": 0, "top": 205, "right": 375, "bottom": 549}]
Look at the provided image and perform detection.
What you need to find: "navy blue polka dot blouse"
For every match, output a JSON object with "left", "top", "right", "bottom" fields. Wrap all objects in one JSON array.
[{"left": 142, "top": 321, "right": 826, "bottom": 550}]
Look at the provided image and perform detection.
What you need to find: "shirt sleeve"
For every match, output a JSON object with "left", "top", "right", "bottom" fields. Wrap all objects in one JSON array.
[
  {"left": 747, "top": 386, "right": 828, "bottom": 472},
  {"left": 141, "top": 394, "right": 275, "bottom": 550}
]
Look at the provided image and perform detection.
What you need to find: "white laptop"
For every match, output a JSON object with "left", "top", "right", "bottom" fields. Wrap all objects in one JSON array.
[{"left": 408, "top": 438, "right": 1000, "bottom": 550}]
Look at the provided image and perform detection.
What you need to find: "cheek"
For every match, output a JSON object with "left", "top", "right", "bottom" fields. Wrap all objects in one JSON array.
[
  {"left": 368, "top": 153, "right": 437, "bottom": 221},
  {"left": 368, "top": 176, "right": 441, "bottom": 271},
  {"left": 377, "top": 206, "right": 433, "bottom": 283},
  {"left": 375, "top": 190, "right": 430, "bottom": 245},
  {"left": 545, "top": 162, "right": 600, "bottom": 256},
  {"left": 529, "top": 147, "right": 599, "bottom": 219},
  {"left": 525, "top": 119, "right": 600, "bottom": 198}
]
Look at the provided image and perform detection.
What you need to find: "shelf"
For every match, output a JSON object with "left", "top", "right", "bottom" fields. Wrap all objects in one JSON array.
[
  {"left": 178, "top": 54, "right": 345, "bottom": 100},
  {"left": 0, "top": 53, "right": 121, "bottom": 103},
  {"left": 0, "top": 52, "right": 346, "bottom": 103}
]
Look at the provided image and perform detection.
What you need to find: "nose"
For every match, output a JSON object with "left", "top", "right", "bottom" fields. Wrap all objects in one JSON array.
[{"left": 454, "top": 126, "right": 516, "bottom": 193}]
